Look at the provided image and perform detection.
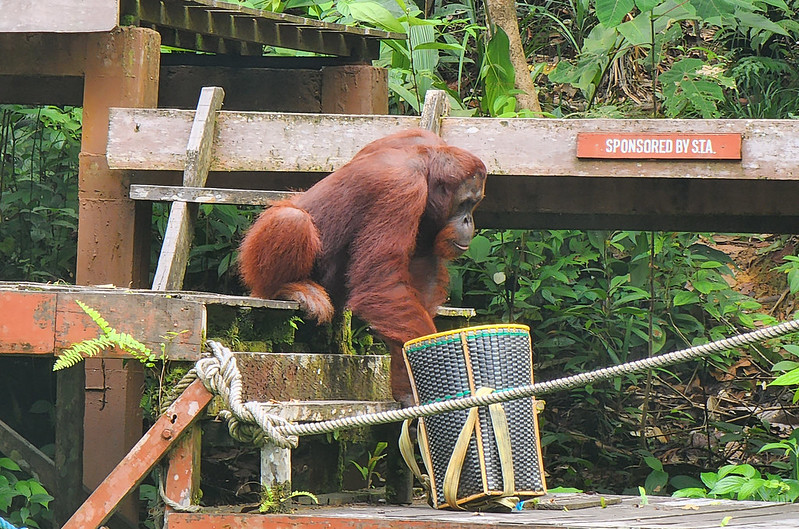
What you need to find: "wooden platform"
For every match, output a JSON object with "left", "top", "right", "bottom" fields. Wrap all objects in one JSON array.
[{"left": 163, "top": 494, "right": 799, "bottom": 528}]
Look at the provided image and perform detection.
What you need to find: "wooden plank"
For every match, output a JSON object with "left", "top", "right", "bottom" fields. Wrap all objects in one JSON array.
[
  {"left": 54, "top": 291, "right": 206, "bottom": 360},
  {"left": 152, "top": 87, "right": 224, "bottom": 291},
  {"left": 0, "top": 286, "right": 205, "bottom": 360},
  {"left": 258, "top": 400, "right": 400, "bottom": 422},
  {"left": 183, "top": 87, "right": 225, "bottom": 188},
  {"left": 236, "top": 352, "right": 391, "bottom": 401},
  {"left": 62, "top": 379, "right": 213, "bottom": 529},
  {"left": 0, "top": 291, "right": 57, "bottom": 354},
  {"left": 0, "top": 0, "right": 117, "bottom": 32},
  {"left": 0, "top": 33, "right": 88, "bottom": 76},
  {"left": 109, "top": 112, "right": 799, "bottom": 179},
  {"left": 0, "top": 418, "right": 56, "bottom": 489},
  {"left": 163, "top": 290, "right": 299, "bottom": 310},
  {"left": 164, "top": 425, "right": 202, "bottom": 511},
  {"left": 164, "top": 495, "right": 799, "bottom": 529},
  {"left": 125, "top": 0, "right": 400, "bottom": 58},
  {"left": 152, "top": 201, "right": 199, "bottom": 291},
  {"left": 107, "top": 110, "right": 421, "bottom": 172},
  {"left": 130, "top": 184, "right": 295, "bottom": 205},
  {"left": 441, "top": 118, "right": 799, "bottom": 180}
]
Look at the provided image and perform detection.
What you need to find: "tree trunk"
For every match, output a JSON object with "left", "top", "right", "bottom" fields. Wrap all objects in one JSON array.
[{"left": 484, "top": 0, "right": 542, "bottom": 113}]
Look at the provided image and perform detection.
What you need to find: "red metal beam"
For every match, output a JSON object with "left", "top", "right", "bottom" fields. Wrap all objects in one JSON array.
[{"left": 62, "top": 379, "right": 213, "bottom": 529}]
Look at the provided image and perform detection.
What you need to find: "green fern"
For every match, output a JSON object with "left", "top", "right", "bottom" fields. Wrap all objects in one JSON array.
[
  {"left": 259, "top": 485, "right": 318, "bottom": 513},
  {"left": 53, "top": 301, "right": 157, "bottom": 371}
]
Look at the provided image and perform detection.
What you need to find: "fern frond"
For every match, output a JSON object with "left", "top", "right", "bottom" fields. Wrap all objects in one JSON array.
[
  {"left": 54, "top": 336, "right": 116, "bottom": 370},
  {"left": 76, "top": 300, "right": 113, "bottom": 335},
  {"left": 54, "top": 301, "right": 160, "bottom": 371}
]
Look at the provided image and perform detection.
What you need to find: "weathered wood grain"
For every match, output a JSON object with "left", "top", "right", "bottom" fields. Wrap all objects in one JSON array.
[
  {"left": 164, "top": 494, "right": 799, "bottom": 529},
  {"left": 152, "top": 87, "right": 224, "bottom": 291},
  {"left": 107, "top": 110, "right": 421, "bottom": 172},
  {"left": 441, "top": 117, "right": 799, "bottom": 180},
  {"left": 419, "top": 90, "right": 450, "bottom": 134},
  {"left": 129, "top": 184, "right": 295, "bottom": 205},
  {"left": 0, "top": 284, "right": 206, "bottom": 360},
  {"left": 0, "top": 0, "right": 117, "bottom": 32},
  {"left": 109, "top": 111, "right": 799, "bottom": 180}
]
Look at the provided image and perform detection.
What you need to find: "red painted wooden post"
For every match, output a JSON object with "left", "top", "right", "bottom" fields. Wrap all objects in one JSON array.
[{"left": 62, "top": 379, "right": 213, "bottom": 529}]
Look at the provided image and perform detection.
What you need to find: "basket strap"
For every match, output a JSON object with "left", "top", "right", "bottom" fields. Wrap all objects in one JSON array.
[
  {"left": 443, "top": 387, "right": 518, "bottom": 510},
  {"left": 399, "top": 419, "right": 432, "bottom": 492},
  {"left": 488, "top": 394, "right": 516, "bottom": 497}
]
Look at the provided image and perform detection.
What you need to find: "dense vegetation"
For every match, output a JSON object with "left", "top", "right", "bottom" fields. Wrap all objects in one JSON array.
[{"left": 1, "top": 0, "right": 799, "bottom": 513}]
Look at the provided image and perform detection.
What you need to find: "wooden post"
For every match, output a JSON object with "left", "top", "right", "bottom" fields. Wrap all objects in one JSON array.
[
  {"left": 152, "top": 86, "right": 225, "bottom": 291},
  {"left": 419, "top": 90, "right": 449, "bottom": 134},
  {"left": 261, "top": 443, "right": 292, "bottom": 494},
  {"left": 77, "top": 26, "right": 161, "bottom": 527},
  {"left": 321, "top": 65, "right": 388, "bottom": 114},
  {"left": 164, "top": 425, "right": 203, "bottom": 511},
  {"left": 54, "top": 367, "right": 86, "bottom": 527}
]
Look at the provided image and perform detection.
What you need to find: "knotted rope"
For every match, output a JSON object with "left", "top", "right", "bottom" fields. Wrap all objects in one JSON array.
[
  {"left": 181, "top": 318, "right": 799, "bottom": 446},
  {"left": 163, "top": 341, "right": 298, "bottom": 449}
]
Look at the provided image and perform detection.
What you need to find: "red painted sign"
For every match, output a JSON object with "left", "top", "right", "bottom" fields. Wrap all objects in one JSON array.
[{"left": 577, "top": 132, "right": 742, "bottom": 160}]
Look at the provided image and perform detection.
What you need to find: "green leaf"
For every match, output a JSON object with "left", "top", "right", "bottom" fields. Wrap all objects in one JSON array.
[
  {"left": 735, "top": 10, "right": 790, "bottom": 36},
  {"left": 673, "top": 291, "right": 700, "bottom": 306},
  {"left": 596, "top": 0, "right": 635, "bottom": 26},
  {"left": 617, "top": 14, "right": 653, "bottom": 45},
  {"left": 772, "top": 361, "right": 799, "bottom": 372},
  {"left": 467, "top": 235, "right": 492, "bottom": 263},
  {"left": 642, "top": 455, "right": 663, "bottom": 471},
  {"left": 755, "top": 0, "right": 790, "bottom": 11},
  {"left": 348, "top": 2, "right": 406, "bottom": 33},
  {"left": 771, "top": 368, "right": 799, "bottom": 386},
  {"left": 689, "top": 0, "right": 735, "bottom": 18},
  {"left": 0, "top": 458, "right": 21, "bottom": 472},
  {"left": 738, "top": 478, "right": 766, "bottom": 500},
  {"left": 710, "top": 475, "right": 746, "bottom": 495},
  {"left": 482, "top": 27, "right": 516, "bottom": 116},
  {"left": 645, "top": 470, "right": 669, "bottom": 493},
  {"left": 635, "top": 0, "right": 659, "bottom": 12}
]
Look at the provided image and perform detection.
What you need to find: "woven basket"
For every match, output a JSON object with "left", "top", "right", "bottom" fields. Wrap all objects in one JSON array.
[{"left": 402, "top": 324, "right": 546, "bottom": 510}]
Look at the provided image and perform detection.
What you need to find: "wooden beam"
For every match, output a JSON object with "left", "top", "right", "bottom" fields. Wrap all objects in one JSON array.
[
  {"left": 0, "top": 0, "right": 116, "bottom": 32},
  {"left": 107, "top": 113, "right": 799, "bottom": 180},
  {"left": 0, "top": 287, "right": 206, "bottom": 360},
  {"left": 62, "top": 379, "right": 213, "bottom": 529},
  {"left": 152, "top": 87, "right": 224, "bottom": 291},
  {"left": 130, "top": 184, "right": 292, "bottom": 204},
  {"left": 163, "top": 425, "right": 202, "bottom": 511},
  {"left": 441, "top": 118, "right": 799, "bottom": 180},
  {"left": 0, "top": 418, "right": 56, "bottom": 488},
  {"left": 107, "top": 110, "right": 421, "bottom": 172},
  {"left": 0, "top": 33, "right": 88, "bottom": 76},
  {"left": 162, "top": 497, "right": 799, "bottom": 529}
]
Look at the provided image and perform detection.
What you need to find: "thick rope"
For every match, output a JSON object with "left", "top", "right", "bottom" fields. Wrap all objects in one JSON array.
[
  {"left": 191, "top": 319, "right": 799, "bottom": 444},
  {"left": 165, "top": 342, "right": 299, "bottom": 448},
  {"left": 274, "top": 318, "right": 799, "bottom": 437}
]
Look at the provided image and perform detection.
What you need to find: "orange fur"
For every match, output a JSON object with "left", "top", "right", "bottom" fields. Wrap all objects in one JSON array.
[{"left": 238, "top": 129, "right": 486, "bottom": 406}]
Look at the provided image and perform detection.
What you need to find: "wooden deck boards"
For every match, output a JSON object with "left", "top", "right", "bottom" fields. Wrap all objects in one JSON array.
[{"left": 164, "top": 494, "right": 799, "bottom": 528}]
